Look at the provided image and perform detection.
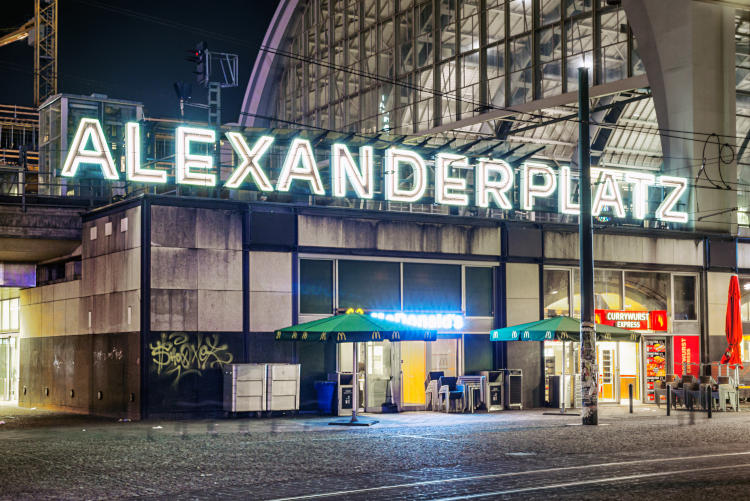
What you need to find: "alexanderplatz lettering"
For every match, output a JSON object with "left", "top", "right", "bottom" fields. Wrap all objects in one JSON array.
[{"left": 60, "top": 118, "right": 689, "bottom": 223}]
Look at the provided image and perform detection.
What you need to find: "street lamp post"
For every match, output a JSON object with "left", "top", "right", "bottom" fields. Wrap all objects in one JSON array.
[{"left": 578, "top": 67, "right": 598, "bottom": 426}]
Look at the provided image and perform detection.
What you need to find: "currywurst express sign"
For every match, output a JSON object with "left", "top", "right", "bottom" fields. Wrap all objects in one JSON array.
[{"left": 61, "top": 119, "right": 689, "bottom": 223}]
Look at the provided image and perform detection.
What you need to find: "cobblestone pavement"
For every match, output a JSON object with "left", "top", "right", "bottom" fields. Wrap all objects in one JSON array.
[{"left": 2, "top": 404, "right": 750, "bottom": 499}]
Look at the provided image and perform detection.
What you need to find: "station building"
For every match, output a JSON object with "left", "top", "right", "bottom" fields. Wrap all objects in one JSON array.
[{"left": 2, "top": 0, "right": 750, "bottom": 418}]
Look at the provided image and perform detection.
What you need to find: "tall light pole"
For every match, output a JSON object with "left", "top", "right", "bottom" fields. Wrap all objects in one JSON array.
[{"left": 578, "top": 67, "right": 597, "bottom": 425}]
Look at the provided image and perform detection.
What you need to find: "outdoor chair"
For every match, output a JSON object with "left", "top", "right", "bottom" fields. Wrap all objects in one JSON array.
[
  {"left": 425, "top": 372, "right": 444, "bottom": 411},
  {"left": 668, "top": 377, "right": 689, "bottom": 409},
  {"left": 437, "top": 376, "right": 465, "bottom": 413},
  {"left": 654, "top": 379, "right": 668, "bottom": 408},
  {"left": 717, "top": 376, "right": 739, "bottom": 412}
]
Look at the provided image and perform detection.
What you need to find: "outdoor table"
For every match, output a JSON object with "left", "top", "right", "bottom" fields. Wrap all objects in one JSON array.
[{"left": 457, "top": 376, "right": 486, "bottom": 412}]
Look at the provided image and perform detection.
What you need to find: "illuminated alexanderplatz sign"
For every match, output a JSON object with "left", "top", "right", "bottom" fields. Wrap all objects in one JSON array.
[{"left": 61, "top": 118, "right": 689, "bottom": 223}]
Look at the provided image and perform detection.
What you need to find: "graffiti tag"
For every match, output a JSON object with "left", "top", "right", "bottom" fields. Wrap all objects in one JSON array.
[{"left": 149, "top": 333, "right": 234, "bottom": 386}]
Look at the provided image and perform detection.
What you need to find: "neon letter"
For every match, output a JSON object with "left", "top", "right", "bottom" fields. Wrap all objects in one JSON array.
[
  {"left": 125, "top": 122, "right": 166, "bottom": 183},
  {"left": 624, "top": 171, "right": 655, "bottom": 220},
  {"left": 558, "top": 166, "right": 580, "bottom": 215},
  {"left": 521, "top": 162, "right": 556, "bottom": 210},
  {"left": 331, "top": 144, "right": 374, "bottom": 198},
  {"left": 224, "top": 133, "right": 274, "bottom": 190},
  {"left": 60, "top": 118, "right": 119, "bottom": 179},
  {"left": 592, "top": 168, "right": 625, "bottom": 218},
  {"left": 276, "top": 138, "right": 325, "bottom": 195},
  {"left": 656, "top": 176, "right": 688, "bottom": 223},
  {"left": 176, "top": 126, "right": 216, "bottom": 186},
  {"left": 384, "top": 148, "right": 427, "bottom": 202},
  {"left": 435, "top": 153, "right": 470, "bottom": 206},
  {"left": 475, "top": 158, "right": 513, "bottom": 209}
]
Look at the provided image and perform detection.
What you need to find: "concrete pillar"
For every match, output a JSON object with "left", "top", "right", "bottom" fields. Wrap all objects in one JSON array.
[{"left": 624, "top": 0, "right": 737, "bottom": 233}]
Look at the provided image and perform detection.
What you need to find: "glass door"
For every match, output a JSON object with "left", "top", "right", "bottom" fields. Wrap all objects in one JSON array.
[
  {"left": 399, "top": 341, "right": 426, "bottom": 408},
  {"left": 0, "top": 337, "right": 10, "bottom": 401},
  {"left": 364, "top": 341, "right": 393, "bottom": 412},
  {"left": 598, "top": 342, "right": 618, "bottom": 402}
]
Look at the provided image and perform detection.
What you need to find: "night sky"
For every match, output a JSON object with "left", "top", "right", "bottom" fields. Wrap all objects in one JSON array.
[{"left": 0, "top": 0, "right": 279, "bottom": 123}]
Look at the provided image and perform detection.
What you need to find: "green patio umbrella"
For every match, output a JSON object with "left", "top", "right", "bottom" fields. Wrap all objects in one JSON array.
[
  {"left": 275, "top": 311, "right": 437, "bottom": 343},
  {"left": 490, "top": 315, "right": 641, "bottom": 342},
  {"left": 490, "top": 316, "right": 639, "bottom": 415},
  {"left": 275, "top": 310, "right": 437, "bottom": 425}
]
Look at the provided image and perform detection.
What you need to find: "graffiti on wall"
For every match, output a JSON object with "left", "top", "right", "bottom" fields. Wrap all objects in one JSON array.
[{"left": 149, "top": 333, "right": 234, "bottom": 386}]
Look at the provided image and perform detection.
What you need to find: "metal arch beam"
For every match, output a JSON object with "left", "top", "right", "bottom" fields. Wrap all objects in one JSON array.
[
  {"left": 508, "top": 92, "right": 650, "bottom": 135},
  {"left": 418, "top": 74, "right": 649, "bottom": 136},
  {"left": 240, "top": 0, "right": 301, "bottom": 127}
]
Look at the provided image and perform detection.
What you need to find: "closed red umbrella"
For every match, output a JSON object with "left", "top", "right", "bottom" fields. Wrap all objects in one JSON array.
[{"left": 720, "top": 275, "right": 744, "bottom": 369}]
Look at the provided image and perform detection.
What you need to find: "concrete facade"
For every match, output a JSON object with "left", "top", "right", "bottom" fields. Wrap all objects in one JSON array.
[{"left": 12, "top": 194, "right": 750, "bottom": 418}]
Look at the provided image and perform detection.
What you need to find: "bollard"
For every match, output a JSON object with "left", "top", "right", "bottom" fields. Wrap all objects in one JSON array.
[
  {"left": 706, "top": 386, "right": 712, "bottom": 419},
  {"left": 666, "top": 384, "right": 671, "bottom": 416},
  {"left": 629, "top": 384, "right": 633, "bottom": 414}
]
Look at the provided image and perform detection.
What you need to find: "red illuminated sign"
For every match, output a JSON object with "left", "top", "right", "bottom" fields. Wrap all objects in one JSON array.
[
  {"left": 595, "top": 309, "right": 668, "bottom": 331},
  {"left": 650, "top": 310, "right": 668, "bottom": 332},
  {"left": 596, "top": 309, "right": 649, "bottom": 330}
]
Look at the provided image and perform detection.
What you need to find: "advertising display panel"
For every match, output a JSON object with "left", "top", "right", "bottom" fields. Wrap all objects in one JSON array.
[
  {"left": 673, "top": 335, "right": 700, "bottom": 377},
  {"left": 644, "top": 336, "right": 667, "bottom": 403}
]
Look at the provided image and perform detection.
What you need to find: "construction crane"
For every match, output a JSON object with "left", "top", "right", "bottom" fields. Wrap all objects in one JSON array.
[{"left": 0, "top": 0, "right": 58, "bottom": 106}]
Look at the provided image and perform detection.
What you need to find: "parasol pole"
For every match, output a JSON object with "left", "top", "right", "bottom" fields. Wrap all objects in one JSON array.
[
  {"left": 561, "top": 340, "right": 567, "bottom": 414},
  {"left": 351, "top": 342, "right": 359, "bottom": 423}
]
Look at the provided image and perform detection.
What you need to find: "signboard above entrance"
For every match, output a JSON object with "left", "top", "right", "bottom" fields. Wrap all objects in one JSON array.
[
  {"left": 595, "top": 309, "right": 668, "bottom": 331},
  {"left": 60, "top": 119, "right": 689, "bottom": 224}
]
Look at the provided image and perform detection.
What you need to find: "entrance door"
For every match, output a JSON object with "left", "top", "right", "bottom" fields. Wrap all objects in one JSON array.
[
  {"left": 399, "top": 341, "right": 426, "bottom": 408},
  {"left": 0, "top": 337, "right": 10, "bottom": 401},
  {"left": 364, "top": 341, "right": 393, "bottom": 412},
  {"left": 598, "top": 342, "right": 618, "bottom": 402}
]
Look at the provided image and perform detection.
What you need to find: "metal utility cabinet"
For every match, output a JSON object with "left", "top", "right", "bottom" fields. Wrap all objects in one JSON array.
[
  {"left": 224, "top": 363, "right": 301, "bottom": 413},
  {"left": 266, "top": 363, "right": 301, "bottom": 411},
  {"left": 223, "top": 363, "right": 267, "bottom": 412}
]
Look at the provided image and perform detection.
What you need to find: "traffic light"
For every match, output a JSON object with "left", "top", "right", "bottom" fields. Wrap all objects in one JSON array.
[{"left": 186, "top": 41, "right": 208, "bottom": 87}]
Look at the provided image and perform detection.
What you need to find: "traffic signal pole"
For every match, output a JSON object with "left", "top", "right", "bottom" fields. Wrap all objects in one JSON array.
[{"left": 578, "top": 67, "right": 598, "bottom": 426}]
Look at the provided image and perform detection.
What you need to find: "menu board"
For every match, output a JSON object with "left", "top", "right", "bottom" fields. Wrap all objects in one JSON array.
[{"left": 645, "top": 336, "right": 667, "bottom": 403}]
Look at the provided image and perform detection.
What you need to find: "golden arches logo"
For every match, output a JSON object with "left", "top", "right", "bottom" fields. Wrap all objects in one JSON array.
[
  {"left": 302, "top": 332, "right": 308, "bottom": 340},
  {"left": 392, "top": 331, "right": 400, "bottom": 340},
  {"left": 275, "top": 331, "right": 281, "bottom": 339},
  {"left": 291, "top": 331, "right": 298, "bottom": 340},
  {"left": 320, "top": 332, "right": 327, "bottom": 341},
  {"left": 337, "top": 332, "right": 346, "bottom": 341},
  {"left": 371, "top": 331, "right": 381, "bottom": 340}
]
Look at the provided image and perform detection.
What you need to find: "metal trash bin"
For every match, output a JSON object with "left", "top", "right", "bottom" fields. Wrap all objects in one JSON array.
[
  {"left": 505, "top": 369, "right": 523, "bottom": 409},
  {"left": 480, "top": 370, "right": 504, "bottom": 411},
  {"left": 547, "top": 375, "right": 561, "bottom": 409},
  {"left": 223, "top": 363, "right": 266, "bottom": 412},
  {"left": 329, "top": 372, "right": 354, "bottom": 416}
]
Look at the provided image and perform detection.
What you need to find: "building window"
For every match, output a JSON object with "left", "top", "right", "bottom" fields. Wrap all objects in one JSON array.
[
  {"left": 403, "top": 263, "right": 461, "bottom": 312},
  {"left": 544, "top": 268, "right": 570, "bottom": 317},
  {"left": 741, "top": 277, "right": 750, "bottom": 322},
  {"left": 299, "top": 259, "right": 333, "bottom": 314},
  {"left": 673, "top": 275, "right": 697, "bottom": 321},
  {"left": 624, "top": 271, "right": 669, "bottom": 312},
  {"left": 465, "top": 266, "right": 493, "bottom": 316},
  {"left": 338, "top": 260, "right": 400, "bottom": 310},
  {"left": 0, "top": 298, "right": 19, "bottom": 332}
]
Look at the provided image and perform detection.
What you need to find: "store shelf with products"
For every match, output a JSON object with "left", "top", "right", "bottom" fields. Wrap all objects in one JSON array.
[{"left": 644, "top": 337, "right": 667, "bottom": 403}]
